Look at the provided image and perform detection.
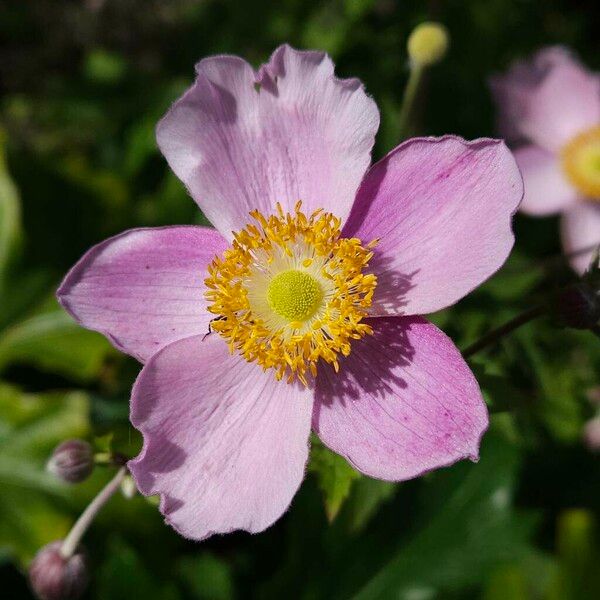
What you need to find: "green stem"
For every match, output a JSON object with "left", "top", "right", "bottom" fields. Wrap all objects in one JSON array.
[
  {"left": 398, "top": 63, "right": 423, "bottom": 139},
  {"left": 94, "top": 451, "right": 127, "bottom": 466},
  {"left": 60, "top": 466, "right": 127, "bottom": 558},
  {"left": 462, "top": 305, "right": 545, "bottom": 358}
]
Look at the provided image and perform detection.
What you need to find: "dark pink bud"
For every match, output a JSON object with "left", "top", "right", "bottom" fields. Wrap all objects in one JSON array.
[
  {"left": 583, "top": 417, "right": 600, "bottom": 452},
  {"left": 29, "top": 541, "right": 88, "bottom": 600},
  {"left": 552, "top": 283, "right": 600, "bottom": 330},
  {"left": 47, "top": 440, "right": 94, "bottom": 483},
  {"left": 552, "top": 253, "right": 600, "bottom": 330}
]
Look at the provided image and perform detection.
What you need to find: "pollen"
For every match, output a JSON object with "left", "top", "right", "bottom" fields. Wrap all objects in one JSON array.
[
  {"left": 561, "top": 125, "right": 600, "bottom": 200},
  {"left": 267, "top": 270, "right": 323, "bottom": 322},
  {"left": 204, "top": 202, "right": 377, "bottom": 385}
]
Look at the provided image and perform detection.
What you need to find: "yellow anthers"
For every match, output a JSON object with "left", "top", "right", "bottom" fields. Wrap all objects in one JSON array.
[
  {"left": 407, "top": 22, "right": 449, "bottom": 68},
  {"left": 204, "top": 204, "right": 377, "bottom": 385},
  {"left": 561, "top": 126, "right": 600, "bottom": 200}
]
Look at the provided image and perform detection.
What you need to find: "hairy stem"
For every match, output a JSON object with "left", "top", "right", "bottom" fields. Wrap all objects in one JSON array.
[
  {"left": 60, "top": 466, "right": 128, "bottom": 558},
  {"left": 462, "top": 305, "right": 545, "bottom": 358},
  {"left": 398, "top": 63, "right": 423, "bottom": 139}
]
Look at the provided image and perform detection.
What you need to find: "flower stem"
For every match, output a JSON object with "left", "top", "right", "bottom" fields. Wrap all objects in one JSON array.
[
  {"left": 60, "top": 466, "right": 127, "bottom": 559},
  {"left": 398, "top": 63, "right": 423, "bottom": 139},
  {"left": 94, "top": 451, "right": 128, "bottom": 466},
  {"left": 462, "top": 305, "right": 545, "bottom": 358}
]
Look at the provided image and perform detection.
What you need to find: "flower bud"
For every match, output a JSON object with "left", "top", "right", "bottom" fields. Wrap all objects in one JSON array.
[
  {"left": 407, "top": 22, "right": 449, "bottom": 67},
  {"left": 552, "top": 283, "right": 600, "bottom": 329},
  {"left": 551, "top": 253, "right": 600, "bottom": 330},
  {"left": 29, "top": 541, "right": 88, "bottom": 600},
  {"left": 583, "top": 417, "right": 600, "bottom": 452},
  {"left": 47, "top": 440, "right": 94, "bottom": 484},
  {"left": 120, "top": 474, "right": 137, "bottom": 499}
]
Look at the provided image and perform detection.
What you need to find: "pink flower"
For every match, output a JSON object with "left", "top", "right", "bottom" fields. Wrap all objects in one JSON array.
[
  {"left": 58, "top": 45, "right": 522, "bottom": 540},
  {"left": 490, "top": 47, "right": 600, "bottom": 273}
]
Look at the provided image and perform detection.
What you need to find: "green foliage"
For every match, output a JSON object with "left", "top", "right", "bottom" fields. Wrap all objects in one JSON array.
[
  {"left": 342, "top": 476, "right": 396, "bottom": 533},
  {"left": 0, "top": 300, "right": 114, "bottom": 382},
  {"left": 0, "top": 130, "right": 22, "bottom": 296},
  {"left": 0, "top": 384, "right": 89, "bottom": 564},
  {"left": 353, "top": 432, "right": 537, "bottom": 599},
  {"left": 178, "top": 553, "right": 235, "bottom": 600},
  {"left": 483, "top": 565, "right": 532, "bottom": 600},
  {"left": 97, "top": 538, "right": 180, "bottom": 600},
  {"left": 83, "top": 49, "right": 127, "bottom": 85},
  {"left": 308, "top": 437, "right": 361, "bottom": 521},
  {"left": 0, "top": 0, "right": 598, "bottom": 597},
  {"left": 548, "top": 510, "right": 600, "bottom": 600}
]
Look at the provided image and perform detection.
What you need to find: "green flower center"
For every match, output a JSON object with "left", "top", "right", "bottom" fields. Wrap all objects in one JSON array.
[{"left": 267, "top": 269, "right": 323, "bottom": 322}]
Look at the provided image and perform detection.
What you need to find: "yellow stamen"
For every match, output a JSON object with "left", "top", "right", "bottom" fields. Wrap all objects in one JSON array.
[
  {"left": 204, "top": 203, "right": 377, "bottom": 385},
  {"left": 561, "top": 125, "right": 600, "bottom": 200}
]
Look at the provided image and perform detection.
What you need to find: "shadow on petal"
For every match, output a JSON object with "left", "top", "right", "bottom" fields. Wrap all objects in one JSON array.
[
  {"left": 368, "top": 250, "right": 418, "bottom": 315},
  {"left": 129, "top": 433, "right": 188, "bottom": 494},
  {"left": 314, "top": 316, "right": 419, "bottom": 408}
]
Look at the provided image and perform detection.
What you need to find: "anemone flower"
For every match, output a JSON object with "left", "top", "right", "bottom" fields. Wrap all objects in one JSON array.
[
  {"left": 58, "top": 45, "right": 522, "bottom": 540},
  {"left": 490, "top": 46, "right": 600, "bottom": 273}
]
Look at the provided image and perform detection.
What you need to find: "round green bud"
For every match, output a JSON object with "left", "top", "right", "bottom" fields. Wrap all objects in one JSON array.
[{"left": 407, "top": 22, "right": 449, "bottom": 67}]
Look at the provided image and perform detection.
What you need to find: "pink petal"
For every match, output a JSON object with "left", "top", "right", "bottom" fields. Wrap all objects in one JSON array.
[
  {"left": 343, "top": 136, "right": 523, "bottom": 317},
  {"left": 514, "top": 145, "right": 580, "bottom": 216},
  {"left": 128, "top": 334, "right": 314, "bottom": 541},
  {"left": 489, "top": 46, "right": 576, "bottom": 143},
  {"left": 520, "top": 61, "right": 600, "bottom": 152},
  {"left": 57, "top": 226, "right": 227, "bottom": 362},
  {"left": 157, "top": 45, "right": 379, "bottom": 239},
  {"left": 561, "top": 204, "right": 600, "bottom": 274},
  {"left": 312, "top": 317, "right": 488, "bottom": 481}
]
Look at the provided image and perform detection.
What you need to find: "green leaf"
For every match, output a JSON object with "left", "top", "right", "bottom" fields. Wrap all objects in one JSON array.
[
  {"left": 97, "top": 537, "right": 181, "bottom": 600},
  {"left": 353, "top": 432, "right": 537, "bottom": 599},
  {"left": 0, "top": 130, "right": 23, "bottom": 292},
  {"left": 547, "top": 509, "right": 600, "bottom": 600},
  {"left": 516, "top": 330, "right": 584, "bottom": 442},
  {"left": 83, "top": 49, "right": 127, "bottom": 85},
  {"left": 480, "top": 250, "right": 545, "bottom": 302},
  {"left": 471, "top": 362, "right": 532, "bottom": 414},
  {"left": 0, "top": 269, "right": 53, "bottom": 332},
  {"left": 123, "top": 114, "right": 159, "bottom": 177},
  {"left": 309, "top": 437, "right": 361, "bottom": 522},
  {"left": 0, "top": 298, "right": 114, "bottom": 382},
  {"left": 93, "top": 432, "right": 114, "bottom": 454},
  {"left": 178, "top": 553, "right": 235, "bottom": 600},
  {"left": 482, "top": 552, "right": 558, "bottom": 600},
  {"left": 343, "top": 477, "right": 396, "bottom": 533},
  {"left": 0, "top": 383, "right": 90, "bottom": 564},
  {"left": 483, "top": 564, "right": 531, "bottom": 600}
]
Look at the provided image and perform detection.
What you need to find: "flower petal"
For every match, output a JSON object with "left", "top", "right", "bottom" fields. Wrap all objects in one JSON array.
[
  {"left": 514, "top": 145, "right": 580, "bottom": 215},
  {"left": 312, "top": 317, "right": 488, "bottom": 481},
  {"left": 489, "top": 46, "right": 576, "bottom": 143},
  {"left": 520, "top": 61, "right": 600, "bottom": 152},
  {"left": 343, "top": 136, "right": 523, "bottom": 316},
  {"left": 57, "top": 226, "right": 226, "bottom": 362},
  {"left": 128, "top": 334, "right": 314, "bottom": 541},
  {"left": 157, "top": 44, "right": 379, "bottom": 239},
  {"left": 561, "top": 203, "right": 600, "bottom": 274}
]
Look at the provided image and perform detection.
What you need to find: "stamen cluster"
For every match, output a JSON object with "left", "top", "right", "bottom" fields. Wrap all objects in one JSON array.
[{"left": 204, "top": 202, "right": 377, "bottom": 384}]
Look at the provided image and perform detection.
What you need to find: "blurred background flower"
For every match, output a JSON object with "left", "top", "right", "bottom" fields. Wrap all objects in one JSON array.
[
  {"left": 1, "top": 0, "right": 599, "bottom": 598},
  {"left": 490, "top": 46, "right": 600, "bottom": 274}
]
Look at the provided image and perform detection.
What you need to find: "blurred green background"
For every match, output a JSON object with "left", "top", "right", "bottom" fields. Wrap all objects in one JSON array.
[{"left": 1, "top": 0, "right": 600, "bottom": 598}]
